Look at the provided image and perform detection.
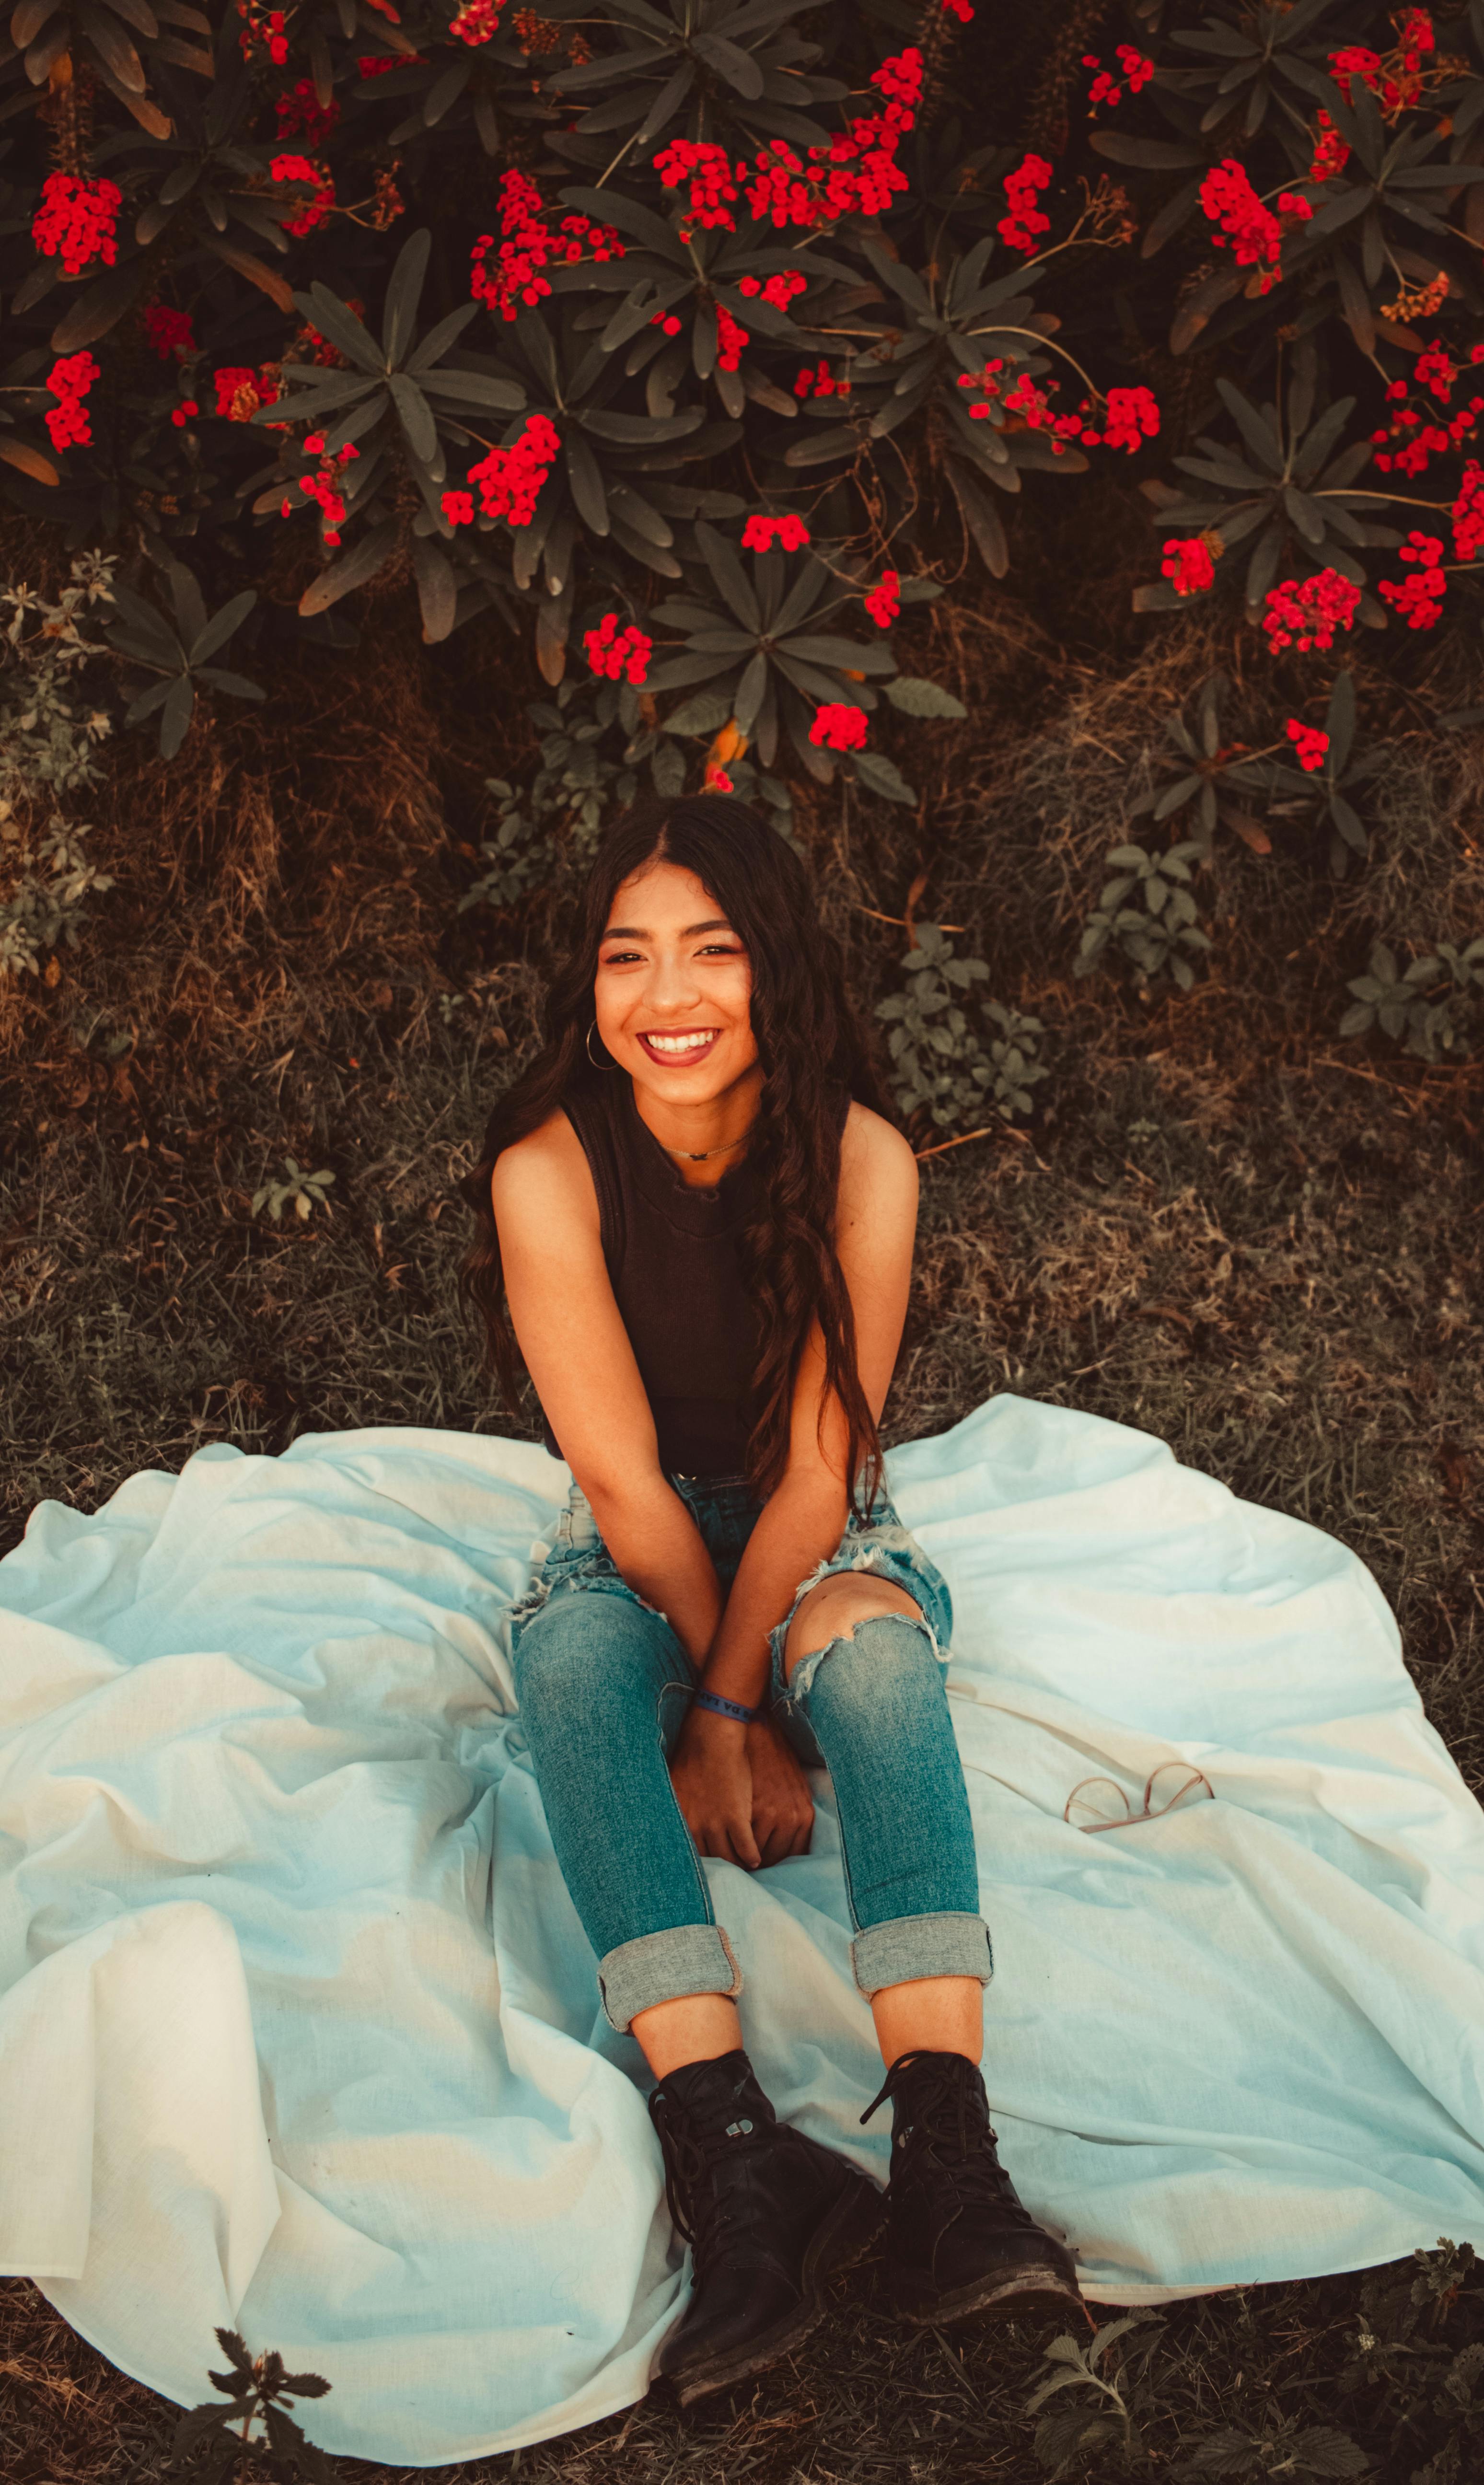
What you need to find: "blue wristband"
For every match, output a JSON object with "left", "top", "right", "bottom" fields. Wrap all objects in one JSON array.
[{"left": 692, "top": 1688, "right": 762, "bottom": 1725}]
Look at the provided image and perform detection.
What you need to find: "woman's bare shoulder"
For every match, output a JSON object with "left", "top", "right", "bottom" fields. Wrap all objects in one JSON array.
[
  {"left": 489, "top": 1108, "right": 596, "bottom": 1230},
  {"left": 838, "top": 1098, "right": 917, "bottom": 1235}
]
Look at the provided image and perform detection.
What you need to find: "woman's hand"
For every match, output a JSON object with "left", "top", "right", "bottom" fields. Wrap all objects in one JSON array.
[
  {"left": 670, "top": 1707, "right": 814, "bottom": 1870},
  {"left": 670, "top": 1709, "right": 759, "bottom": 1869},
  {"left": 744, "top": 1714, "right": 814, "bottom": 1865}
]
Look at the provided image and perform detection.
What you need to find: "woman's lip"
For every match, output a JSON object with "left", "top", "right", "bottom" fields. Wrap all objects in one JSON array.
[{"left": 636, "top": 1029, "right": 722, "bottom": 1064}]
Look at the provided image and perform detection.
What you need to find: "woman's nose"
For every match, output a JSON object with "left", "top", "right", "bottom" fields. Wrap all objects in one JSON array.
[{"left": 647, "top": 947, "right": 703, "bottom": 1009}]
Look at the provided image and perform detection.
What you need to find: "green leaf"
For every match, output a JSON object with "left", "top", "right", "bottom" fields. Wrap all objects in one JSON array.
[
  {"left": 188, "top": 590, "right": 255, "bottom": 668},
  {"left": 382, "top": 225, "right": 430, "bottom": 367},
  {"left": 852, "top": 748, "right": 917, "bottom": 805},
  {"left": 298, "top": 520, "right": 400, "bottom": 617},
  {"left": 661, "top": 689, "right": 734, "bottom": 736},
  {"left": 884, "top": 677, "right": 967, "bottom": 720}
]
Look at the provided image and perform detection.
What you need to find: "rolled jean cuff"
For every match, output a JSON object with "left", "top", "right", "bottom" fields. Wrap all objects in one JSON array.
[
  {"left": 850, "top": 1911, "right": 993, "bottom": 2001},
  {"left": 597, "top": 1923, "right": 743, "bottom": 2035}
]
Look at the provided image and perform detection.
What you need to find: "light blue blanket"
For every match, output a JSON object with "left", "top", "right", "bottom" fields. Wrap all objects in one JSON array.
[{"left": 2, "top": 1395, "right": 1482, "bottom": 2464}]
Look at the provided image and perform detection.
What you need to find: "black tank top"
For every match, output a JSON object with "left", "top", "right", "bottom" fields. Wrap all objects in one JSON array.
[{"left": 540, "top": 1072, "right": 849, "bottom": 1478}]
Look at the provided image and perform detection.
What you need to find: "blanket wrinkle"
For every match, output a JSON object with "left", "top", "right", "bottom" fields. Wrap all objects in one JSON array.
[{"left": 1, "top": 1397, "right": 1482, "bottom": 2461}]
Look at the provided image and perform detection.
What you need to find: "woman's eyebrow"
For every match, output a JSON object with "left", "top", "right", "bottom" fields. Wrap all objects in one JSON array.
[{"left": 600, "top": 918, "right": 735, "bottom": 940}]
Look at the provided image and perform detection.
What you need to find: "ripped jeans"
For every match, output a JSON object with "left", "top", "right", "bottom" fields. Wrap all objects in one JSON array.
[{"left": 509, "top": 1473, "right": 992, "bottom": 2034}]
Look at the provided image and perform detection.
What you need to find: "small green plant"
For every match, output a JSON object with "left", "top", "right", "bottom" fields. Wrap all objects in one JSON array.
[
  {"left": 1339, "top": 2240, "right": 1483, "bottom": 2485},
  {"left": 102, "top": 563, "right": 264, "bottom": 762},
  {"left": 1024, "top": 2313, "right": 1163, "bottom": 2475},
  {"left": 876, "top": 920, "right": 1048, "bottom": 1131},
  {"left": 1126, "top": 674, "right": 1280, "bottom": 859},
  {"left": 1174, "top": 2422, "right": 1371, "bottom": 2479},
  {"left": 1339, "top": 940, "right": 1484, "bottom": 1062},
  {"left": 0, "top": 555, "right": 117, "bottom": 980},
  {"left": 150, "top": 2325, "right": 333, "bottom": 2483},
  {"left": 1266, "top": 674, "right": 1383, "bottom": 876},
  {"left": 252, "top": 1159, "right": 336, "bottom": 1223},
  {"left": 1077, "top": 840, "right": 1213, "bottom": 993}
]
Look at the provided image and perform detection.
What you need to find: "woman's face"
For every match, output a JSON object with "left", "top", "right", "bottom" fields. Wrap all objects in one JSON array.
[{"left": 593, "top": 859, "right": 759, "bottom": 1103}]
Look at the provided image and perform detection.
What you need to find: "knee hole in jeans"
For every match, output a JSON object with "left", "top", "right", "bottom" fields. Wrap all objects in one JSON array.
[{"left": 782, "top": 1576, "right": 927, "bottom": 1685}]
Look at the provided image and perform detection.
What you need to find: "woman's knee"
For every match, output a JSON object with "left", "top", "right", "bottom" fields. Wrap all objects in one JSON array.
[
  {"left": 783, "top": 1573, "right": 926, "bottom": 1684},
  {"left": 514, "top": 1582, "right": 672, "bottom": 1714}
]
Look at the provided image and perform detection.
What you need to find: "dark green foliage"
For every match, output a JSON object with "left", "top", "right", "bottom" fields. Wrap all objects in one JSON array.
[{"left": 146, "top": 2326, "right": 333, "bottom": 2485}]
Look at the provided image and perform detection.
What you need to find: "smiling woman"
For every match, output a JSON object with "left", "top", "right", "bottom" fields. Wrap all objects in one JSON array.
[{"left": 457, "top": 795, "right": 1085, "bottom": 2409}]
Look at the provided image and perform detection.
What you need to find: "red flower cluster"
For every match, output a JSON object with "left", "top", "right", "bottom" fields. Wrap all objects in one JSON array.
[
  {"left": 998, "top": 153, "right": 1052, "bottom": 254},
  {"left": 1453, "top": 464, "right": 1484, "bottom": 564},
  {"left": 276, "top": 80, "right": 341, "bottom": 144},
  {"left": 214, "top": 364, "right": 281, "bottom": 421},
  {"left": 32, "top": 173, "right": 122, "bottom": 279},
  {"left": 810, "top": 704, "right": 868, "bottom": 751},
  {"left": 451, "top": 0, "right": 501, "bottom": 41},
  {"left": 445, "top": 412, "right": 561, "bottom": 528},
  {"left": 470, "top": 170, "right": 624, "bottom": 320},
  {"left": 359, "top": 53, "right": 410, "bottom": 75},
  {"left": 144, "top": 304, "right": 196, "bottom": 361},
  {"left": 1262, "top": 569, "right": 1360, "bottom": 653},
  {"left": 1370, "top": 352, "right": 1483, "bottom": 477},
  {"left": 1090, "top": 386, "right": 1160, "bottom": 453},
  {"left": 793, "top": 360, "right": 850, "bottom": 398},
  {"left": 1331, "top": 12, "right": 1435, "bottom": 116},
  {"left": 941, "top": 0, "right": 974, "bottom": 20},
  {"left": 583, "top": 613, "right": 652, "bottom": 684},
  {"left": 1379, "top": 531, "right": 1447, "bottom": 629},
  {"left": 237, "top": 1, "right": 289, "bottom": 66},
  {"left": 716, "top": 304, "right": 748, "bottom": 372},
  {"left": 864, "top": 570, "right": 899, "bottom": 628},
  {"left": 1199, "top": 160, "right": 1311, "bottom": 286},
  {"left": 284, "top": 435, "right": 359, "bottom": 546},
  {"left": 1286, "top": 721, "right": 1330, "bottom": 774},
  {"left": 45, "top": 353, "right": 100, "bottom": 452},
  {"left": 1161, "top": 537, "right": 1216, "bottom": 595},
  {"left": 655, "top": 140, "right": 740, "bottom": 236},
  {"left": 738, "top": 270, "right": 806, "bottom": 311},
  {"left": 271, "top": 154, "right": 336, "bottom": 237},
  {"left": 650, "top": 311, "right": 683, "bottom": 337},
  {"left": 871, "top": 47, "right": 923, "bottom": 117},
  {"left": 1084, "top": 45, "right": 1154, "bottom": 111},
  {"left": 742, "top": 512, "right": 810, "bottom": 551},
  {"left": 170, "top": 398, "right": 199, "bottom": 428},
  {"left": 1309, "top": 111, "right": 1349, "bottom": 181}
]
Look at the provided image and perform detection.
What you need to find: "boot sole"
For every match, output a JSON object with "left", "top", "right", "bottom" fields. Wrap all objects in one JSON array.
[
  {"left": 895, "top": 2262, "right": 1095, "bottom": 2333},
  {"left": 667, "top": 2170, "right": 886, "bottom": 2407}
]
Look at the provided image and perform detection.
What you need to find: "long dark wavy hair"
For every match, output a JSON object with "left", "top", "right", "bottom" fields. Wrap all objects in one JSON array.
[{"left": 458, "top": 794, "right": 895, "bottom": 1508}]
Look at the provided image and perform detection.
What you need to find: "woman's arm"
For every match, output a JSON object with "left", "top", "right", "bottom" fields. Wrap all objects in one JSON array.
[
  {"left": 670, "top": 1103, "right": 920, "bottom": 1866},
  {"left": 492, "top": 1114, "right": 724, "bottom": 1664}
]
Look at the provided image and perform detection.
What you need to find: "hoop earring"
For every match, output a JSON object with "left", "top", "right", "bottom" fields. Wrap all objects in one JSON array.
[{"left": 586, "top": 1019, "right": 615, "bottom": 1069}]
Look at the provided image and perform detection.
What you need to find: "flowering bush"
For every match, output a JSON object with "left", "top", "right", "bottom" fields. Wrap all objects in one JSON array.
[{"left": 0, "top": 0, "right": 1477, "bottom": 1041}]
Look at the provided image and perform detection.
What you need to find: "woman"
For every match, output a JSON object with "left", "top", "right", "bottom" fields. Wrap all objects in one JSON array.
[{"left": 462, "top": 794, "right": 1083, "bottom": 2404}]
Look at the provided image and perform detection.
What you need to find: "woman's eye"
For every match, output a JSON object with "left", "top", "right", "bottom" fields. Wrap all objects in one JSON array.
[
  {"left": 700, "top": 943, "right": 744, "bottom": 958},
  {"left": 601, "top": 949, "right": 642, "bottom": 966}
]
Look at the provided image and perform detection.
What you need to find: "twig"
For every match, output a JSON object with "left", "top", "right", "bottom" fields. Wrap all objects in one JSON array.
[
  {"left": 915, "top": 1123, "right": 1027, "bottom": 1161},
  {"left": 857, "top": 906, "right": 965, "bottom": 933}
]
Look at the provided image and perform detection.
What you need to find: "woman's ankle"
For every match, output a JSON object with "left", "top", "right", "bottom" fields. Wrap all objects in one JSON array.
[{"left": 631, "top": 1991, "right": 744, "bottom": 2079}]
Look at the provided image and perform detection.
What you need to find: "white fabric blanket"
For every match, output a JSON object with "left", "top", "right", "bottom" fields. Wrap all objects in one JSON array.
[{"left": 2, "top": 1395, "right": 1483, "bottom": 2465}]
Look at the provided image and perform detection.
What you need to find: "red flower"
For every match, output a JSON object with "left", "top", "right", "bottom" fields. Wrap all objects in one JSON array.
[
  {"left": 998, "top": 153, "right": 1052, "bottom": 254},
  {"left": 1379, "top": 531, "right": 1447, "bottom": 628},
  {"left": 450, "top": 0, "right": 501, "bottom": 41},
  {"left": 441, "top": 489, "right": 475, "bottom": 527},
  {"left": 169, "top": 399, "right": 199, "bottom": 428},
  {"left": 1286, "top": 721, "right": 1330, "bottom": 774},
  {"left": 941, "top": 0, "right": 974, "bottom": 20},
  {"left": 270, "top": 154, "right": 336, "bottom": 237},
  {"left": 32, "top": 173, "right": 121, "bottom": 279},
  {"left": 462, "top": 412, "right": 561, "bottom": 527},
  {"left": 276, "top": 79, "right": 340, "bottom": 144},
  {"left": 864, "top": 569, "right": 899, "bottom": 627},
  {"left": 1262, "top": 569, "right": 1360, "bottom": 653},
  {"left": 809, "top": 704, "right": 868, "bottom": 751},
  {"left": 1452, "top": 463, "right": 1484, "bottom": 564},
  {"left": 654, "top": 139, "right": 740, "bottom": 236},
  {"left": 1098, "top": 385, "right": 1160, "bottom": 453},
  {"left": 214, "top": 365, "right": 273, "bottom": 422},
  {"left": 738, "top": 270, "right": 806, "bottom": 311},
  {"left": 45, "top": 352, "right": 101, "bottom": 452},
  {"left": 741, "top": 512, "right": 810, "bottom": 552},
  {"left": 471, "top": 169, "right": 624, "bottom": 321},
  {"left": 1309, "top": 111, "right": 1350, "bottom": 181},
  {"left": 583, "top": 613, "right": 652, "bottom": 685},
  {"left": 1160, "top": 538, "right": 1216, "bottom": 596},
  {"left": 144, "top": 305, "right": 196, "bottom": 362},
  {"left": 715, "top": 304, "right": 748, "bottom": 372}
]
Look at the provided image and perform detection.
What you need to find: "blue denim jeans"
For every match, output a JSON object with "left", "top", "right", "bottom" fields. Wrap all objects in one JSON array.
[{"left": 509, "top": 1474, "right": 993, "bottom": 2034}]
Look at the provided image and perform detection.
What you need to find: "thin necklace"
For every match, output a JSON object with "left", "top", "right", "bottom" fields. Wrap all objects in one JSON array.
[{"left": 662, "top": 1129, "right": 751, "bottom": 1163}]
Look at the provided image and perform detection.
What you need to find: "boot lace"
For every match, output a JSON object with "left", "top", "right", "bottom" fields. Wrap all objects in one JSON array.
[
  {"left": 649, "top": 2089, "right": 778, "bottom": 2277},
  {"left": 860, "top": 2050, "right": 1041, "bottom": 2231}
]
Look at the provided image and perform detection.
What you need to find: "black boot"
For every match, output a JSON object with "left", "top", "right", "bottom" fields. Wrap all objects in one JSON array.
[
  {"left": 648, "top": 2049, "right": 885, "bottom": 2404},
  {"left": 862, "top": 2050, "right": 1090, "bottom": 2329}
]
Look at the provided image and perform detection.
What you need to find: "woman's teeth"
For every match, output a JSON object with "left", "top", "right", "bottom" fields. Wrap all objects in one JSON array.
[{"left": 644, "top": 1031, "right": 717, "bottom": 1055}]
